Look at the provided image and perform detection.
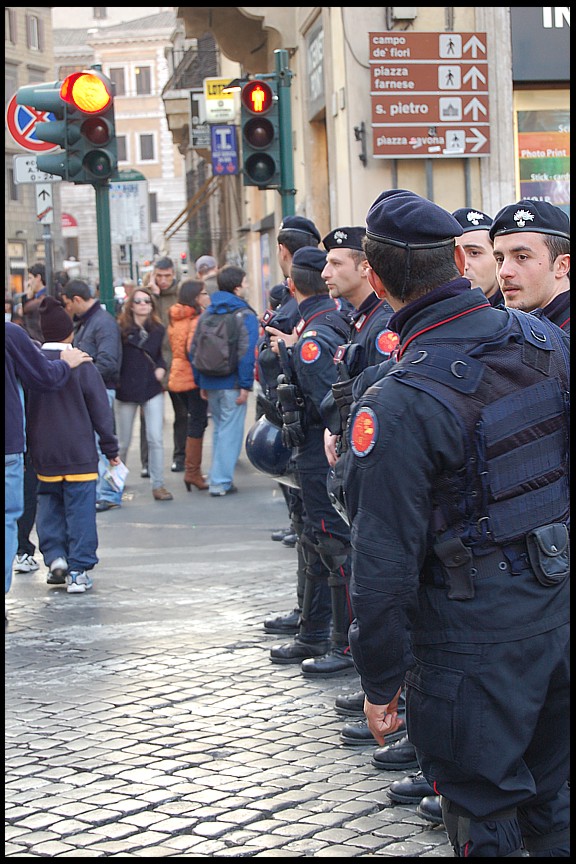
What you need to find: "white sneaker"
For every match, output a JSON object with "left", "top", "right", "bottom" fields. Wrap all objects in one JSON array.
[
  {"left": 47, "top": 557, "right": 68, "bottom": 585},
  {"left": 14, "top": 553, "right": 39, "bottom": 573},
  {"left": 66, "top": 571, "right": 93, "bottom": 594}
]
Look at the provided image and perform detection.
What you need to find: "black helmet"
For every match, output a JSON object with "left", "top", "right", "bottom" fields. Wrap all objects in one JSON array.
[{"left": 245, "top": 416, "right": 299, "bottom": 488}]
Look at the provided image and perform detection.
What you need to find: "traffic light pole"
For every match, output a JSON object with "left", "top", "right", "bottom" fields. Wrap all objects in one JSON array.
[
  {"left": 274, "top": 49, "right": 295, "bottom": 218},
  {"left": 94, "top": 184, "right": 114, "bottom": 314}
]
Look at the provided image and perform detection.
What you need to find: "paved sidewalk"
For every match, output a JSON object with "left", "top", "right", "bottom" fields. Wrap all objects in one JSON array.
[{"left": 6, "top": 427, "right": 451, "bottom": 857}]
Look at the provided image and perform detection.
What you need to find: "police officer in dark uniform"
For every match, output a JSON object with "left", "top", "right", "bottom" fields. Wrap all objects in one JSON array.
[
  {"left": 342, "top": 190, "right": 570, "bottom": 857},
  {"left": 490, "top": 198, "right": 570, "bottom": 333},
  {"left": 452, "top": 208, "right": 504, "bottom": 306},
  {"left": 258, "top": 216, "right": 322, "bottom": 636},
  {"left": 267, "top": 247, "right": 357, "bottom": 677}
]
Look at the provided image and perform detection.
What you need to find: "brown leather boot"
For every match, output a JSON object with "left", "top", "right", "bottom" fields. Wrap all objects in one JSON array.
[{"left": 184, "top": 437, "right": 208, "bottom": 491}]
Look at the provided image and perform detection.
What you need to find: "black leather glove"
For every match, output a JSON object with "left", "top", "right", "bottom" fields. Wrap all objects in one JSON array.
[{"left": 281, "top": 414, "right": 306, "bottom": 448}]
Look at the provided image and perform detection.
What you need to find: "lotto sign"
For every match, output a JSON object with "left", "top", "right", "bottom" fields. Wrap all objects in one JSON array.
[{"left": 5, "top": 93, "right": 58, "bottom": 152}]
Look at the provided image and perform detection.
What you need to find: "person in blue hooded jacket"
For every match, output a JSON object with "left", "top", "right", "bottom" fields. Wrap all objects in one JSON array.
[{"left": 191, "top": 265, "right": 259, "bottom": 496}]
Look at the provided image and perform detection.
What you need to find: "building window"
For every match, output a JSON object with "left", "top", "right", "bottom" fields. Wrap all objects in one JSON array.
[
  {"left": 6, "top": 65, "right": 18, "bottom": 107},
  {"left": 109, "top": 67, "right": 125, "bottom": 97},
  {"left": 58, "top": 64, "right": 85, "bottom": 79},
  {"left": 26, "top": 14, "right": 43, "bottom": 51},
  {"left": 9, "top": 169, "right": 19, "bottom": 201},
  {"left": 135, "top": 66, "right": 152, "bottom": 96},
  {"left": 149, "top": 192, "right": 158, "bottom": 224},
  {"left": 117, "top": 135, "right": 127, "bottom": 162},
  {"left": 93, "top": 8, "right": 107, "bottom": 20},
  {"left": 139, "top": 134, "right": 155, "bottom": 162},
  {"left": 6, "top": 8, "right": 17, "bottom": 44}
]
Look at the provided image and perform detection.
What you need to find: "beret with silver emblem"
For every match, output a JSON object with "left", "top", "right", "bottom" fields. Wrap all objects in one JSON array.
[
  {"left": 366, "top": 189, "right": 463, "bottom": 248},
  {"left": 291, "top": 247, "right": 327, "bottom": 272},
  {"left": 452, "top": 208, "right": 493, "bottom": 233},
  {"left": 278, "top": 215, "right": 321, "bottom": 243},
  {"left": 322, "top": 226, "right": 366, "bottom": 252},
  {"left": 489, "top": 199, "right": 570, "bottom": 240}
]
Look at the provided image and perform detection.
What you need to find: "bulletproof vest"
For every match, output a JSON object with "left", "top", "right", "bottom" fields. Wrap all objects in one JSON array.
[{"left": 388, "top": 309, "right": 570, "bottom": 552}]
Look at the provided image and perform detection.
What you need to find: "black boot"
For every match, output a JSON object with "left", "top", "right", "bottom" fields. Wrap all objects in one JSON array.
[
  {"left": 334, "top": 689, "right": 365, "bottom": 717},
  {"left": 263, "top": 608, "right": 301, "bottom": 635},
  {"left": 301, "top": 580, "right": 354, "bottom": 677},
  {"left": 340, "top": 717, "right": 406, "bottom": 746},
  {"left": 270, "top": 636, "right": 330, "bottom": 664}
]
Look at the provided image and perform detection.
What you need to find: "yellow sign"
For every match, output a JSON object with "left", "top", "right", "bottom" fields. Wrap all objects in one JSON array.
[{"left": 203, "top": 77, "right": 236, "bottom": 122}]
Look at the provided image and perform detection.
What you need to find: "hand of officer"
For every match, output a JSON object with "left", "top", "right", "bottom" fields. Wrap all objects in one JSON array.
[
  {"left": 281, "top": 416, "right": 305, "bottom": 449},
  {"left": 364, "top": 688, "right": 404, "bottom": 747},
  {"left": 61, "top": 347, "right": 93, "bottom": 368},
  {"left": 265, "top": 325, "right": 298, "bottom": 354},
  {"left": 324, "top": 428, "right": 339, "bottom": 467}
]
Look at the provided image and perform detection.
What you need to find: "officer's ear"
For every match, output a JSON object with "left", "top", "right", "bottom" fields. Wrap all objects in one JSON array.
[
  {"left": 454, "top": 243, "right": 466, "bottom": 276},
  {"left": 366, "top": 265, "right": 389, "bottom": 301}
]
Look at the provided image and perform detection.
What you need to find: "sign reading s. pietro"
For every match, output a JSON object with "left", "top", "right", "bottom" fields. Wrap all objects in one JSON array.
[{"left": 369, "top": 32, "right": 490, "bottom": 159}]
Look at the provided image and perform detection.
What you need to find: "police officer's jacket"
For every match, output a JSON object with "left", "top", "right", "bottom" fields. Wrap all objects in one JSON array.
[
  {"left": 288, "top": 294, "right": 351, "bottom": 469},
  {"left": 542, "top": 289, "right": 570, "bottom": 334},
  {"left": 343, "top": 279, "right": 570, "bottom": 705}
]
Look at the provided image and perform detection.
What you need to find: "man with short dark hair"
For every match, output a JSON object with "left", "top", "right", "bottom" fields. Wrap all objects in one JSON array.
[
  {"left": 190, "top": 265, "right": 259, "bottom": 496},
  {"left": 452, "top": 208, "right": 503, "bottom": 305},
  {"left": 22, "top": 263, "right": 47, "bottom": 343},
  {"left": 59, "top": 279, "right": 123, "bottom": 514},
  {"left": 147, "top": 256, "right": 188, "bottom": 472}
]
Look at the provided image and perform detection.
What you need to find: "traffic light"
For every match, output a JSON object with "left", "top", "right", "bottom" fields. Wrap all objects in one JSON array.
[
  {"left": 16, "top": 68, "right": 117, "bottom": 185},
  {"left": 180, "top": 251, "right": 188, "bottom": 274},
  {"left": 240, "top": 79, "right": 281, "bottom": 189}
]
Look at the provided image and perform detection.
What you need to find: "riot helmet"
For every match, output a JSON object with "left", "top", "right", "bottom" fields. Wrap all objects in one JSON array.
[{"left": 245, "top": 415, "right": 300, "bottom": 488}]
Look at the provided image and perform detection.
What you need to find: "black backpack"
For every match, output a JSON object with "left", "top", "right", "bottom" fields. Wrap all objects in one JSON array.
[{"left": 190, "top": 307, "right": 251, "bottom": 377}]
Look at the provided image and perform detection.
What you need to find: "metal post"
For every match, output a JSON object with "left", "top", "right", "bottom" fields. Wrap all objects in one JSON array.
[
  {"left": 42, "top": 225, "right": 54, "bottom": 296},
  {"left": 94, "top": 183, "right": 114, "bottom": 314},
  {"left": 275, "top": 49, "right": 296, "bottom": 217}
]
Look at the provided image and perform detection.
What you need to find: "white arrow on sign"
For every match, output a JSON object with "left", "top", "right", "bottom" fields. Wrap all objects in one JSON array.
[
  {"left": 465, "top": 128, "right": 488, "bottom": 152},
  {"left": 35, "top": 183, "right": 54, "bottom": 224},
  {"left": 462, "top": 66, "right": 486, "bottom": 89},
  {"left": 462, "top": 35, "right": 486, "bottom": 58},
  {"left": 464, "top": 97, "right": 488, "bottom": 121}
]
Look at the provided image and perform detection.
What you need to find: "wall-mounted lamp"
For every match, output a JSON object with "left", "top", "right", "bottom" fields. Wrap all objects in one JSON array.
[
  {"left": 354, "top": 122, "right": 367, "bottom": 167},
  {"left": 221, "top": 77, "right": 251, "bottom": 94}
]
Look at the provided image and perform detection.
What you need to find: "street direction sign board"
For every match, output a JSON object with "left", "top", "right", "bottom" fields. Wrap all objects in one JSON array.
[
  {"left": 35, "top": 184, "right": 54, "bottom": 224},
  {"left": 13, "top": 154, "right": 62, "bottom": 184},
  {"left": 210, "top": 124, "right": 239, "bottom": 175},
  {"left": 6, "top": 93, "right": 58, "bottom": 152},
  {"left": 369, "top": 31, "right": 490, "bottom": 159}
]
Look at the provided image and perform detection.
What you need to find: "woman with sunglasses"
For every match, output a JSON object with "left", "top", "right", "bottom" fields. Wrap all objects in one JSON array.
[{"left": 115, "top": 288, "right": 173, "bottom": 501}]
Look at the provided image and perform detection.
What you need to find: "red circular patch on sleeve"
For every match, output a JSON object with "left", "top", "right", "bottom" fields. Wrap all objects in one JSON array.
[
  {"left": 351, "top": 407, "right": 378, "bottom": 456},
  {"left": 300, "top": 339, "right": 321, "bottom": 363},
  {"left": 376, "top": 329, "right": 400, "bottom": 355}
]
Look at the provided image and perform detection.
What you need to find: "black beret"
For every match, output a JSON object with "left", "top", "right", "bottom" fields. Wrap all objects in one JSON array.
[
  {"left": 39, "top": 295, "right": 74, "bottom": 342},
  {"left": 489, "top": 199, "right": 570, "bottom": 241},
  {"left": 322, "top": 226, "right": 366, "bottom": 252},
  {"left": 366, "top": 189, "right": 463, "bottom": 248},
  {"left": 452, "top": 208, "right": 493, "bottom": 233},
  {"left": 278, "top": 215, "right": 321, "bottom": 243},
  {"left": 291, "top": 247, "right": 327, "bottom": 273}
]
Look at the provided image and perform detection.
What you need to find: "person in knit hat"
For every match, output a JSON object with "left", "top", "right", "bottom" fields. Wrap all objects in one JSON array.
[{"left": 25, "top": 296, "right": 120, "bottom": 594}]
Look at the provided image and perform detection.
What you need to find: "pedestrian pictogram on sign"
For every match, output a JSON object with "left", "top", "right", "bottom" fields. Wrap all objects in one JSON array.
[
  {"left": 369, "top": 32, "right": 490, "bottom": 159},
  {"left": 5, "top": 93, "right": 58, "bottom": 152}
]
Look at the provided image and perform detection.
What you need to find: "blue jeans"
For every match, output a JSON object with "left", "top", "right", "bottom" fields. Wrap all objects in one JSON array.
[
  {"left": 96, "top": 389, "right": 123, "bottom": 505},
  {"left": 206, "top": 389, "right": 247, "bottom": 493},
  {"left": 116, "top": 393, "right": 166, "bottom": 490},
  {"left": 5, "top": 453, "right": 24, "bottom": 594},
  {"left": 36, "top": 479, "right": 98, "bottom": 572}
]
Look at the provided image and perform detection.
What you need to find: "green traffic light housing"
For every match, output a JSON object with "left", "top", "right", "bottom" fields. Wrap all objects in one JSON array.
[
  {"left": 240, "top": 79, "right": 281, "bottom": 189},
  {"left": 16, "top": 68, "right": 117, "bottom": 185}
]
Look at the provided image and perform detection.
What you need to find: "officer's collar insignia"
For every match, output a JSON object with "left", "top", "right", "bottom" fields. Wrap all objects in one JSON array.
[
  {"left": 261, "top": 309, "right": 274, "bottom": 325},
  {"left": 354, "top": 313, "right": 367, "bottom": 331},
  {"left": 376, "top": 329, "right": 400, "bottom": 356},
  {"left": 513, "top": 208, "right": 535, "bottom": 228},
  {"left": 300, "top": 339, "right": 321, "bottom": 363},
  {"left": 466, "top": 210, "right": 485, "bottom": 226},
  {"left": 295, "top": 319, "right": 306, "bottom": 336},
  {"left": 351, "top": 407, "right": 378, "bottom": 457}
]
